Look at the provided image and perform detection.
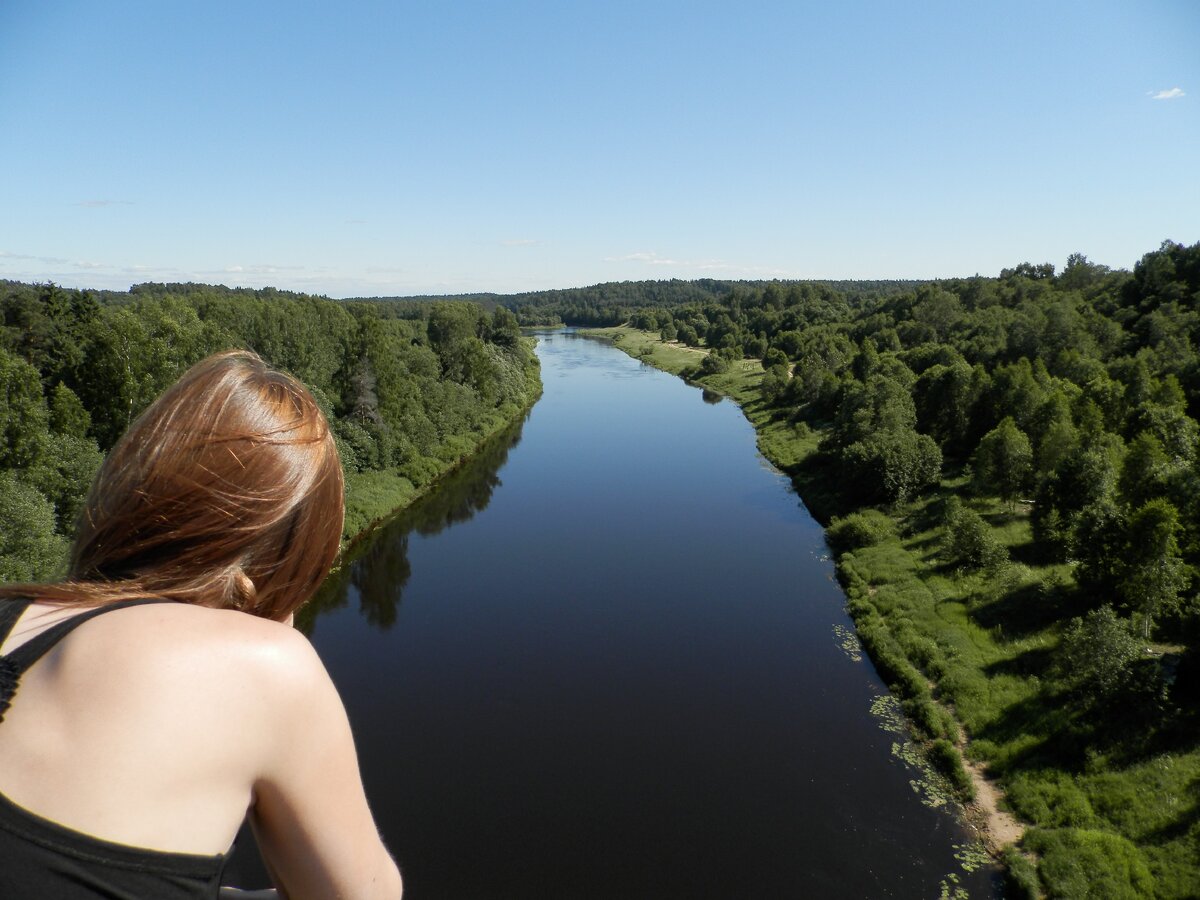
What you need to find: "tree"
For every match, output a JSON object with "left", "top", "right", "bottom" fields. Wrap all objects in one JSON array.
[
  {"left": 942, "top": 500, "right": 1008, "bottom": 571},
  {"left": 0, "top": 347, "right": 49, "bottom": 468},
  {"left": 48, "top": 382, "right": 91, "bottom": 438},
  {"left": 842, "top": 428, "right": 942, "bottom": 505},
  {"left": 0, "top": 471, "right": 68, "bottom": 581},
  {"left": 829, "top": 375, "right": 917, "bottom": 449},
  {"left": 22, "top": 433, "right": 104, "bottom": 533},
  {"left": 973, "top": 417, "right": 1033, "bottom": 508},
  {"left": 913, "top": 359, "right": 977, "bottom": 452},
  {"left": 1072, "top": 498, "right": 1128, "bottom": 596},
  {"left": 1118, "top": 499, "right": 1191, "bottom": 639},
  {"left": 1118, "top": 432, "right": 1171, "bottom": 507},
  {"left": 762, "top": 347, "right": 788, "bottom": 370},
  {"left": 1054, "top": 605, "right": 1142, "bottom": 706},
  {"left": 1057, "top": 252, "right": 1110, "bottom": 291},
  {"left": 344, "top": 355, "right": 382, "bottom": 426},
  {"left": 698, "top": 352, "right": 729, "bottom": 376}
]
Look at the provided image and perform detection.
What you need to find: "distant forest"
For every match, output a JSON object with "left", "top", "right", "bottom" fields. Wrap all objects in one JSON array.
[
  {"left": 347, "top": 277, "right": 923, "bottom": 326},
  {"left": 0, "top": 281, "right": 540, "bottom": 578}
]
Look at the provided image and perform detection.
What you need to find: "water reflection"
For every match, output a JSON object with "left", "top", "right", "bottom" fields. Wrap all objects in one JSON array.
[{"left": 298, "top": 414, "right": 528, "bottom": 635}]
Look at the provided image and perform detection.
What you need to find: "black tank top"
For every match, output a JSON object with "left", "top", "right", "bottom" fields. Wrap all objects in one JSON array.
[{"left": 0, "top": 597, "right": 230, "bottom": 899}]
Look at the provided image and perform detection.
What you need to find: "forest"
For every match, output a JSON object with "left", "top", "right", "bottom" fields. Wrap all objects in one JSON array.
[
  {"left": 571, "top": 241, "right": 1200, "bottom": 899},
  {"left": 0, "top": 280, "right": 541, "bottom": 581},
  {"left": 3, "top": 239, "right": 1198, "bottom": 896},
  {"left": 352, "top": 277, "right": 922, "bottom": 328}
]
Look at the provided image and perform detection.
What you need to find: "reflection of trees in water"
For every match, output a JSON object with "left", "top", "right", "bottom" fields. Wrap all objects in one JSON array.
[
  {"left": 701, "top": 388, "right": 724, "bottom": 405},
  {"left": 299, "top": 415, "right": 527, "bottom": 636}
]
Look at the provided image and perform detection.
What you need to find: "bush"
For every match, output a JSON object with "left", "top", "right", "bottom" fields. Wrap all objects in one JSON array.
[
  {"left": 903, "top": 697, "right": 956, "bottom": 740},
  {"left": 698, "top": 352, "right": 730, "bottom": 376},
  {"left": 1053, "top": 605, "right": 1142, "bottom": 707},
  {"left": 1027, "top": 828, "right": 1155, "bottom": 899},
  {"left": 930, "top": 738, "right": 975, "bottom": 799},
  {"left": 1007, "top": 771, "right": 1096, "bottom": 828},
  {"left": 1000, "top": 845, "right": 1040, "bottom": 900},
  {"left": 761, "top": 364, "right": 790, "bottom": 403},
  {"left": 826, "top": 509, "right": 897, "bottom": 553},
  {"left": 943, "top": 505, "right": 1008, "bottom": 571}
]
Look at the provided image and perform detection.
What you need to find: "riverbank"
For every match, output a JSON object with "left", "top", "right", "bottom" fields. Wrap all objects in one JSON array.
[
  {"left": 339, "top": 361, "right": 543, "bottom": 553},
  {"left": 582, "top": 325, "right": 1200, "bottom": 900},
  {"left": 580, "top": 328, "right": 1013, "bottom": 828}
]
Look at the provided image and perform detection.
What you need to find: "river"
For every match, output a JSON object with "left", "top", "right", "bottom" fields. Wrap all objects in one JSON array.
[{"left": 227, "top": 330, "right": 999, "bottom": 898}]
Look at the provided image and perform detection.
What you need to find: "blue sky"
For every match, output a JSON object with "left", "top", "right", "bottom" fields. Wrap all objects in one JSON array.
[{"left": 1, "top": 0, "right": 1196, "bottom": 297}]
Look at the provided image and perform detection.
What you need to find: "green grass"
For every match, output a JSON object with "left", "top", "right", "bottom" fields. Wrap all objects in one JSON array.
[
  {"left": 343, "top": 469, "right": 420, "bottom": 541},
  {"left": 593, "top": 326, "right": 1200, "bottom": 899}
]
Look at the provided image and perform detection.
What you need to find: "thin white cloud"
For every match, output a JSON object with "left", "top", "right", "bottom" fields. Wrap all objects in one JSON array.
[
  {"left": 0, "top": 250, "right": 69, "bottom": 265},
  {"left": 604, "top": 251, "right": 685, "bottom": 265},
  {"left": 605, "top": 251, "right": 664, "bottom": 262},
  {"left": 75, "top": 199, "right": 134, "bottom": 207},
  {"left": 220, "top": 264, "right": 305, "bottom": 275},
  {"left": 1148, "top": 87, "right": 1185, "bottom": 100},
  {"left": 605, "top": 250, "right": 796, "bottom": 279}
]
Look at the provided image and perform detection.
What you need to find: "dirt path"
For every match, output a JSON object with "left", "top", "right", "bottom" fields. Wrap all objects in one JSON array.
[{"left": 961, "top": 756, "right": 1025, "bottom": 853}]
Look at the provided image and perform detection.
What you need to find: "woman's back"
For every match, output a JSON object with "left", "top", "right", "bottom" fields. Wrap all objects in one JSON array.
[
  {"left": 0, "top": 598, "right": 402, "bottom": 898},
  {"left": 0, "top": 600, "right": 289, "bottom": 856}
]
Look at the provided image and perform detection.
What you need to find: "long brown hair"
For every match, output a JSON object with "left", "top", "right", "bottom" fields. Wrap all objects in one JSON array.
[{"left": 0, "top": 350, "right": 344, "bottom": 620}]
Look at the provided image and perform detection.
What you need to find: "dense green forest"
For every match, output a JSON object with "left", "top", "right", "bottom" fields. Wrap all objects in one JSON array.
[
  {"left": 4, "top": 240, "right": 1198, "bottom": 895},
  {"left": 0, "top": 280, "right": 540, "bottom": 580},
  {"left": 350, "top": 277, "right": 922, "bottom": 327},
  {"left": 581, "top": 240, "right": 1200, "bottom": 899}
]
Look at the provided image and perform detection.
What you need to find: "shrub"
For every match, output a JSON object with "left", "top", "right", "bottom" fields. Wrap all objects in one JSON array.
[
  {"left": 903, "top": 697, "right": 956, "bottom": 740},
  {"left": 942, "top": 505, "right": 1008, "bottom": 571},
  {"left": 1000, "top": 845, "right": 1040, "bottom": 900},
  {"left": 1027, "top": 828, "right": 1155, "bottom": 899},
  {"left": 698, "top": 352, "right": 730, "bottom": 375},
  {"left": 930, "top": 738, "right": 975, "bottom": 799},
  {"left": 1007, "top": 772, "right": 1096, "bottom": 828},
  {"left": 826, "top": 509, "right": 897, "bottom": 553}
]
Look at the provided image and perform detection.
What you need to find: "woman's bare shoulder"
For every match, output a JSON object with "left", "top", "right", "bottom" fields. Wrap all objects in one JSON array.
[{"left": 67, "top": 602, "right": 329, "bottom": 710}]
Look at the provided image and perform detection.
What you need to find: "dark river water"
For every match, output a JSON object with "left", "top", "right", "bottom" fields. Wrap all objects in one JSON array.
[{"left": 227, "top": 331, "right": 999, "bottom": 898}]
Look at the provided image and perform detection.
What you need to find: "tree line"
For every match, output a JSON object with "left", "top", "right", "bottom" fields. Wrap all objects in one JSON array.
[
  {"left": 0, "top": 281, "right": 540, "bottom": 581},
  {"left": 596, "top": 245, "right": 1200, "bottom": 650}
]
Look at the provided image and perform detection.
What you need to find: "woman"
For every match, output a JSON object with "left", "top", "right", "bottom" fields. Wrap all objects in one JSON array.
[{"left": 0, "top": 351, "right": 402, "bottom": 898}]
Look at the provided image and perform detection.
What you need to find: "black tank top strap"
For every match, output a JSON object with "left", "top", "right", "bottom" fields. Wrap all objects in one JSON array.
[
  {"left": 0, "top": 599, "right": 176, "bottom": 724},
  {"left": 2, "top": 598, "right": 177, "bottom": 675},
  {"left": 0, "top": 598, "right": 33, "bottom": 647}
]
